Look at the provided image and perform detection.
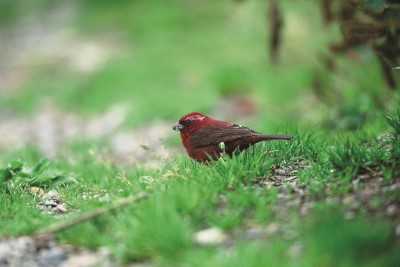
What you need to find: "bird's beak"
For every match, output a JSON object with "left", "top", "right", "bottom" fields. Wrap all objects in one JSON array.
[{"left": 172, "top": 123, "right": 183, "bottom": 131}]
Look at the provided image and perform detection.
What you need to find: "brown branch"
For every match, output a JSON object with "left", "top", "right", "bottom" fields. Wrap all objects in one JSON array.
[
  {"left": 33, "top": 192, "right": 148, "bottom": 238},
  {"left": 268, "top": 0, "right": 283, "bottom": 63}
]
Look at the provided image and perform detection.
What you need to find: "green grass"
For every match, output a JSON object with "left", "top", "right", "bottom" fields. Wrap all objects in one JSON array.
[
  {"left": 1, "top": 110, "right": 400, "bottom": 265},
  {"left": 1, "top": 0, "right": 400, "bottom": 266}
]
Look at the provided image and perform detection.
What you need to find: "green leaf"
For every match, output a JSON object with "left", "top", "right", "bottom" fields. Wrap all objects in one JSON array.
[{"left": 32, "top": 159, "right": 50, "bottom": 176}]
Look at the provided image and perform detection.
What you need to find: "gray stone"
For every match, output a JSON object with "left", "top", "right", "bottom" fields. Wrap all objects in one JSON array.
[
  {"left": 44, "top": 200, "right": 58, "bottom": 207},
  {"left": 38, "top": 247, "right": 68, "bottom": 267}
]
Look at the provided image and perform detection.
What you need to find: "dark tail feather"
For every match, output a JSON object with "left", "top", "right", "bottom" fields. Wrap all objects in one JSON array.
[{"left": 258, "top": 134, "right": 293, "bottom": 140}]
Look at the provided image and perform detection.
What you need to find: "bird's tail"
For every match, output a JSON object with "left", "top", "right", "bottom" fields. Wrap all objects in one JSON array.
[{"left": 258, "top": 134, "right": 293, "bottom": 140}]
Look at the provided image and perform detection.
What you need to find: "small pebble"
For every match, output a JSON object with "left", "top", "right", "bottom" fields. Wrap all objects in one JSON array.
[
  {"left": 386, "top": 204, "right": 397, "bottom": 216},
  {"left": 99, "top": 195, "right": 110, "bottom": 202},
  {"left": 38, "top": 247, "right": 67, "bottom": 266},
  {"left": 342, "top": 196, "right": 355, "bottom": 205},
  {"left": 345, "top": 211, "right": 355, "bottom": 220},
  {"left": 60, "top": 252, "right": 99, "bottom": 267},
  {"left": 56, "top": 204, "right": 68, "bottom": 213},
  {"left": 29, "top": 187, "right": 45, "bottom": 197},
  {"left": 266, "top": 222, "right": 280, "bottom": 235},
  {"left": 195, "top": 228, "right": 227, "bottom": 245},
  {"left": 45, "top": 200, "right": 58, "bottom": 207},
  {"left": 395, "top": 224, "right": 400, "bottom": 237},
  {"left": 245, "top": 227, "right": 265, "bottom": 239},
  {"left": 44, "top": 190, "right": 60, "bottom": 200},
  {"left": 36, "top": 204, "right": 45, "bottom": 211},
  {"left": 299, "top": 203, "right": 310, "bottom": 216},
  {"left": 287, "top": 242, "right": 303, "bottom": 258}
]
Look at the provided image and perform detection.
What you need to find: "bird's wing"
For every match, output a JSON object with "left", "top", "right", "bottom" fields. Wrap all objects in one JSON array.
[{"left": 190, "top": 123, "right": 259, "bottom": 148}]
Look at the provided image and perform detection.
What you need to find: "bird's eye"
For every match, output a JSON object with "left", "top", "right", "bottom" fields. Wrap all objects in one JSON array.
[{"left": 181, "top": 119, "right": 190, "bottom": 126}]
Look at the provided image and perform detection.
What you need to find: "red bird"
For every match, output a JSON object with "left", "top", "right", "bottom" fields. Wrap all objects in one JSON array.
[{"left": 172, "top": 112, "right": 293, "bottom": 162}]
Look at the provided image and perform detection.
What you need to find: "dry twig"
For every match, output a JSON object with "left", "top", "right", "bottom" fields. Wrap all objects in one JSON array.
[{"left": 33, "top": 192, "right": 148, "bottom": 238}]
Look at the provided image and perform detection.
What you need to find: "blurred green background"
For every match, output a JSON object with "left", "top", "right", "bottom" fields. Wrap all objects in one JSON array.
[{"left": 0, "top": 0, "right": 398, "bottom": 162}]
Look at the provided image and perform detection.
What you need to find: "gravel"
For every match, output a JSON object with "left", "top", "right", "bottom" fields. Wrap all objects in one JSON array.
[{"left": 0, "top": 236, "right": 113, "bottom": 267}]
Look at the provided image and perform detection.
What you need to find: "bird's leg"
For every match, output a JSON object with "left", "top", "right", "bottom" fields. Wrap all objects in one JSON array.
[
  {"left": 218, "top": 142, "right": 226, "bottom": 157},
  {"left": 218, "top": 142, "right": 227, "bottom": 165}
]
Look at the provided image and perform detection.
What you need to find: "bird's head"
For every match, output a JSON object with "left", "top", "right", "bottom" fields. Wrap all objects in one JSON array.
[{"left": 172, "top": 112, "right": 211, "bottom": 136}]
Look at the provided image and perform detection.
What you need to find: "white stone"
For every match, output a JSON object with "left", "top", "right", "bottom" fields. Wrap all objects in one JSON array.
[{"left": 195, "top": 228, "right": 227, "bottom": 245}]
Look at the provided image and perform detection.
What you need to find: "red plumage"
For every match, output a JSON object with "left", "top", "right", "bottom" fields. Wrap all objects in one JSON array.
[{"left": 172, "top": 112, "right": 293, "bottom": 162}]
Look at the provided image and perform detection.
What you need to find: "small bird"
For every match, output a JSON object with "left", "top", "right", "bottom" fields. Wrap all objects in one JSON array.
[{"left": 172, "top": 112, "right": 293, "bottom": 162}]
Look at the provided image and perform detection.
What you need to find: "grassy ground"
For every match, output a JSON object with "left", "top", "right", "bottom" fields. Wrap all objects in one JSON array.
[
  {"left": 1, "top": 119, "right": 400, "bottom": 266},
  {"left": 1, "top": 0, "right": 400, "bottom": 266}
]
